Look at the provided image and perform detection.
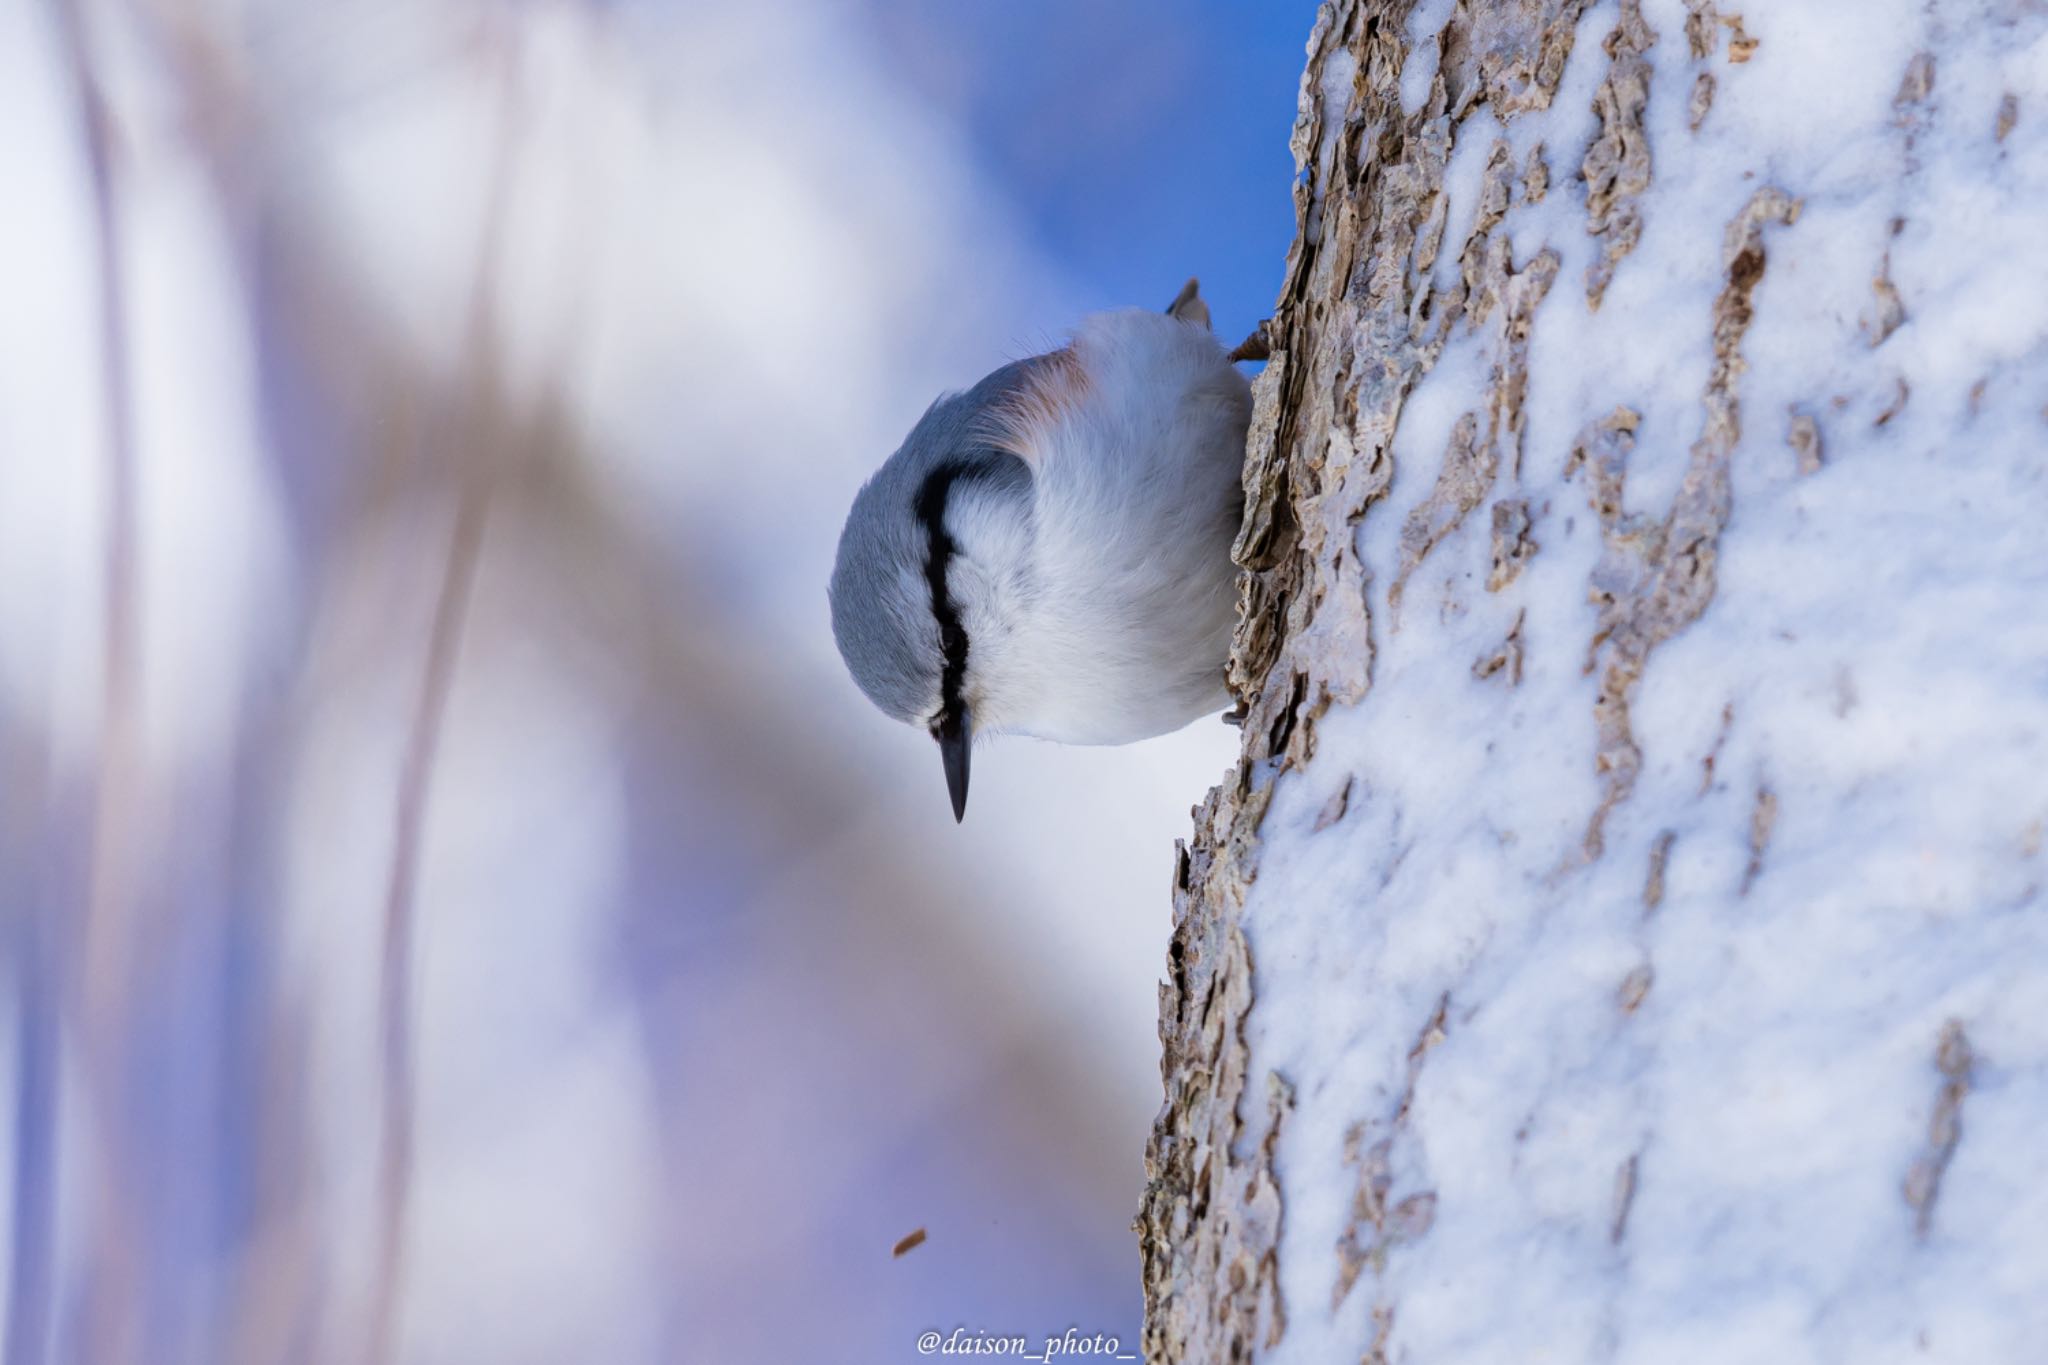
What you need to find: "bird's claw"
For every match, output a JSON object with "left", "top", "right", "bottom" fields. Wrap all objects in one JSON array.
[{"left": 1226, "top": 321, "right": 1273, "bottom": 364}]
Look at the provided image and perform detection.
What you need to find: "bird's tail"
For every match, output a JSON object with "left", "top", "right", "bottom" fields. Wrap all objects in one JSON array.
[{"left": 1164, "top": 277, "right": 1211, "bottom": 330}]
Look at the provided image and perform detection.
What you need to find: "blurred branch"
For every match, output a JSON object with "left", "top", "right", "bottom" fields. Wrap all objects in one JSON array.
[
  {"left": 360, "top": 35, "right": 522, "bottom": 1365},
  {"left": 361, "top": 473, "right": 490, "bottom": 1365},
  {"left": 56, "top": 0, "right": 142, "bottom": 1001},
  {"left": 3, "top": 916, "right": 55, "bottom": 1365},
  {"left": 47, "top": 0, "right": 148, "bottom": 1359},
  {"left": 3, "top": 749, "right": 54, "bottom": 1365}
]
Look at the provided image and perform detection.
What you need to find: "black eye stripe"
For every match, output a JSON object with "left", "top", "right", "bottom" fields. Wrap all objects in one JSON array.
[{"left": 914, "top": 463, "right": 973, "bottom": 732}]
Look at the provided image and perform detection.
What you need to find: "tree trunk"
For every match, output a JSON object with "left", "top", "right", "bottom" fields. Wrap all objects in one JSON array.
[{"left": 1140, "top": 1, "right": 2048, "bottom": 1360}]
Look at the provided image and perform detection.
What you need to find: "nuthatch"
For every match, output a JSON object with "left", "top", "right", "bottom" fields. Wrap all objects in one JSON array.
[{"left": 829, "top": 281, "right": 1259, "bottom": 821}]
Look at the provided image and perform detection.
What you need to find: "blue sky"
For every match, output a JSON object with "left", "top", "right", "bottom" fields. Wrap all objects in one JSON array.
[{"left": 859, "top": 0, "right": 1312, "bottom": 338}]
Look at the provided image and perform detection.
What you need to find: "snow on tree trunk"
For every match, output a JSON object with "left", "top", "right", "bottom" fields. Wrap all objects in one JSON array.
[{"left": 1138, "top": 1, "right": 2048, "bottom": 1360}]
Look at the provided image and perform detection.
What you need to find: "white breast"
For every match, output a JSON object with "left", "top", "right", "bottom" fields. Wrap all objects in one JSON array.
[{"left": 966, "top": 307, "right": 1254, "bottom": 745}]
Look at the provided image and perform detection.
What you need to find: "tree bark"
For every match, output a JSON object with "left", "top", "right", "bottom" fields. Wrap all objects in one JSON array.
[{"left": 1140, "top": 1, "right": 2048, "bottom": 1360}]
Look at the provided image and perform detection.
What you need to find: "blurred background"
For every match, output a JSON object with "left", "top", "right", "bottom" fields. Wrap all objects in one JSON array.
[{"left": 0, "top": 0, "right": 1305, "bottom": 1360}]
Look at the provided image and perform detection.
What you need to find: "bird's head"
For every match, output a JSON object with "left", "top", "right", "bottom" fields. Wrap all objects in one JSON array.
[{"left": 828, "top": 356, "right": 1069, "bottom": 820}]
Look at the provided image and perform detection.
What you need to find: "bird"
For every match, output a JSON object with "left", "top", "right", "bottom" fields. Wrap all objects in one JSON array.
[{"left": 828, "top": 280, "right": 1260, "bottom": 822}]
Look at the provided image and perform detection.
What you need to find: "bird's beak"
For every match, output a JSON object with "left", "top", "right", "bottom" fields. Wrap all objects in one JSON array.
[{"left": 935, "top": 709, "right": 971, "bottom": 823}]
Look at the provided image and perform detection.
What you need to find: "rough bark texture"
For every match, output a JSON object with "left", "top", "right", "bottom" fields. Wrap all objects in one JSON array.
[
  {"left": 1140, "top": 1, "right": 2048, "bottom": 1360},
  {"left": 1140, "top": 8, "right": 1590, "bottom": 1353}
]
